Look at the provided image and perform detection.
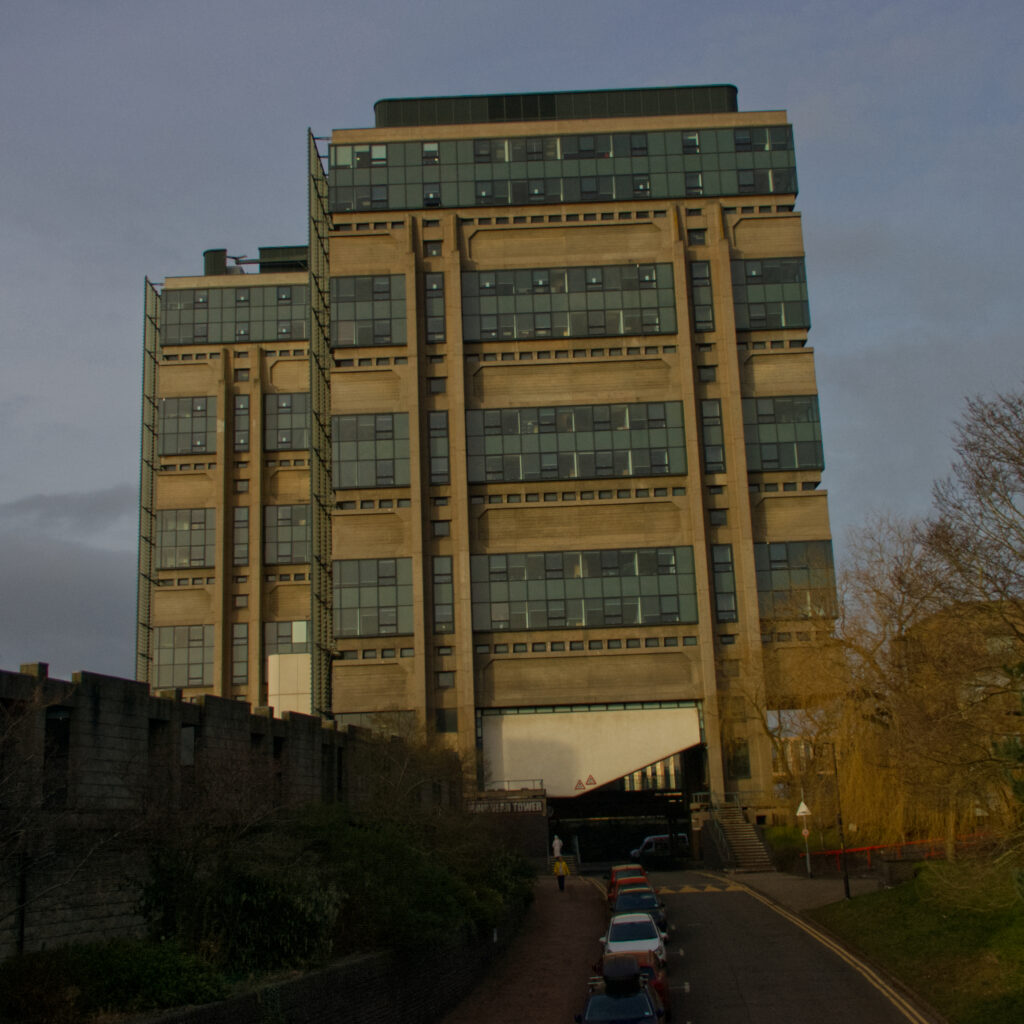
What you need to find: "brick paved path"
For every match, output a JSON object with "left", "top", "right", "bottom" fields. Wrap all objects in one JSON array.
[{"left": 441, "top": 874, "right": 606, "bottom": 1024}]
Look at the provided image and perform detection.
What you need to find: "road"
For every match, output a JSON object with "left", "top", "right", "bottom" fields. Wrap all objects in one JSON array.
[
  {"left": 442, "top": 868, "right": 940, "bottom": 1024},
  {"left": 661, "top": 869, "right": 935, "bottom": 1023}
]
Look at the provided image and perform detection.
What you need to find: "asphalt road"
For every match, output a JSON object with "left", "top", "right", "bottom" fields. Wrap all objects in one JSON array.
[
  {"left": 659, "top": 869, "right": 937, "bottom": 1024},
  {"left": 441, "top": 869, "right": 940, "bottom": 1024}
]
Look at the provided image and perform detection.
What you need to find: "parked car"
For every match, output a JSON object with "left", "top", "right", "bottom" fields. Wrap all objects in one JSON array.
[
  {"left": 577, "top": 954, "right": 666, "bottom": 1023},
  {"left": 611, "top": 888, "right": 669, "bottom": 934},
  {"left": 606, "top": 864, "right": 650, "bottom": 908},
  {"left": 630, "top": 833, "right": 689, "bottom": 867},
  {"left": 607, "top": 871, "right": 651, "bottom": 909},
  {"left": 600, "top": 912, "right": 667, "bottom": 962},
  {"left": 609, "top": 863, "right": 647, "bottom": 884},
  {"left": 599, "top": 951, "right": 672, "bottom": 1018}
]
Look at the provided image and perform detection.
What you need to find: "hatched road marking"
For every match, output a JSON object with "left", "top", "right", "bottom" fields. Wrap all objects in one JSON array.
[{"left": 655, "top": 883, "right": 747, "bottom": 893}]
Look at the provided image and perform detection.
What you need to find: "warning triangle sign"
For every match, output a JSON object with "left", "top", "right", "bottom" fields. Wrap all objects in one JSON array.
[
  {"left": 575, "top": 779, "right": 586, "bottom": 790},
  {"left": 586, "top": 775, "right": 597, "bottom": 786}
]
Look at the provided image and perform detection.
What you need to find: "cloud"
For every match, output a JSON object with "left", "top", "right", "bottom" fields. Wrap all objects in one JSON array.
[
  {"left": 0, "top": 527, "right": 136, "bottom": 682},
  {"left": 0, "top": 485, "right": 138, "bottom": 552}
]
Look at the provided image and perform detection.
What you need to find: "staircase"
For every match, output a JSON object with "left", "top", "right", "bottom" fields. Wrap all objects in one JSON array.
[{"left": 715, "top": 804, "right": 775, "bottom": 872}]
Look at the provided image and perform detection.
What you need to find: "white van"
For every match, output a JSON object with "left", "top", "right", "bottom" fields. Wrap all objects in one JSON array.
[{"left": 630, "top": 833, "right": 689, "bottom": 861}]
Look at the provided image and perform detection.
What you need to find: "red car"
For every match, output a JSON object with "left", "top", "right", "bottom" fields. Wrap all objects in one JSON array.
[
  {"left": 606, "top": 868, "right": 650, "bottom": 908},
  {"left": 608, "top": 863, "right": 647, "bottom": 885}
]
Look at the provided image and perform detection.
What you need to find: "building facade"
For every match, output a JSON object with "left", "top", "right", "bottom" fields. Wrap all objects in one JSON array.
[{"left": 137, "top": 86, "right": 835, "bottom": 805}]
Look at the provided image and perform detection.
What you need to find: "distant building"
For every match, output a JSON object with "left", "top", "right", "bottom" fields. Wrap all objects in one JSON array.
[{"left": 137, "top": 86, "right": 835, "bottom": 808}]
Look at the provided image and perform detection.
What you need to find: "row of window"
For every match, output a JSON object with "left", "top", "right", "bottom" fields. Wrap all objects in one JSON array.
[
  {"left": 469, "top": 547, "right": 698, "bottom": 631},
  {"left": 327, "top": 127, "right": 796, "bottom": 212},
  {"left": 461, "top": 263, "right": 677, "bottom": 342},
  {"left": 161, "top": 285, "right": 310, "bottom": 346},
  {"left": 474, "top": 636, "right": 697, "bottom": 653},
  {"left": 329, "top": 169, "right": 795, "bottom": 212},
  {"left": 156, "top": 503, "right": 308, "bottom": 570},
  {"left": 159, "top": 395, "right": 821, "bottom": 481},
  {"left": 466, "top": 402, "right": 685, "bottom": 483},
  {"left": 157, "top": 261, "right": 803, "bottom": 371},
  {"left": 330, "top": 127, "right": 792, "bottom": 170},
  {"left": 158, "top": 256, "right": 807, "bottom": 355},
  {"left": 151, "top": 536, "right": 836, "bottom": 685},
  {"left": 325, "top": 261, "right": 804, "bottom": 349}
]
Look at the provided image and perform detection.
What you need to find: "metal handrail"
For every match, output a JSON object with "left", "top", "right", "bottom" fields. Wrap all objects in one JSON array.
[{"left": 484, "top": 779, "right": 544, "bottom": 791}]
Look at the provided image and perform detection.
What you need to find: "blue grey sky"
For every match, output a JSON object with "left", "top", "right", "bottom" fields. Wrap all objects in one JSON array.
[{"left": 1, "top": 0, "right": 1021, "bottom": 679}]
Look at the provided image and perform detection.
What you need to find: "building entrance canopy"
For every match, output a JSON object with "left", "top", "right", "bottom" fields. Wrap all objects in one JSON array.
[{"left": 481, "top": 704, "right": 702, "bottom": 798}]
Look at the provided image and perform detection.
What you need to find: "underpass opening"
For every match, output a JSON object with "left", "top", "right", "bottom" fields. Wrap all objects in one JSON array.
[
  {"left": 480, "top": 700, "right": 703, "bottom": 797},
  {"left": 547, "top": 744, "right": 707, "bottom": 863}
]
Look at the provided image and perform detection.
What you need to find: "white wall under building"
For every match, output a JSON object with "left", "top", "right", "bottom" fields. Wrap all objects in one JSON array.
[{"left": 481, "top": 705, "right": 703, "bottom": 798}]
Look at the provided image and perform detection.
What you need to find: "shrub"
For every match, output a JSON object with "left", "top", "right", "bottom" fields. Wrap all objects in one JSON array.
[
  {"left": 143, "top": 857, "right": 340, "bottom": 974},
  {"left": 0, "top": 939, "right": 226, "bottom": 1023}
]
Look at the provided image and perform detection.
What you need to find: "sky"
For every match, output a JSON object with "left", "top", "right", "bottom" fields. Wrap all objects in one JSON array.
[{"left": 1, "top": 0, "right": 1021, "bottom": 681}]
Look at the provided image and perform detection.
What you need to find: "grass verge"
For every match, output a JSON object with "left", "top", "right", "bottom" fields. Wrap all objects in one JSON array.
[{"left": 807, "top": 870, "right": 1024, "bottom": 1024}]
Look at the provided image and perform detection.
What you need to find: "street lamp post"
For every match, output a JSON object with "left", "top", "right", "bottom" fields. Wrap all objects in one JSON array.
[
  {"left": 831, "top": 743, "right": 851, "bottom": 900},
  {"left": 796, "top": 796, "right": 812, "bottom": 878}
]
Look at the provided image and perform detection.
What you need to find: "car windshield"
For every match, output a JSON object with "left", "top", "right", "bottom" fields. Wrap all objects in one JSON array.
[
  {"left": 608, "top": 919, "right": 657, "bottom": 942},
  {"left": 584, "top": 993, "right": 656, "bottom": 1021}
]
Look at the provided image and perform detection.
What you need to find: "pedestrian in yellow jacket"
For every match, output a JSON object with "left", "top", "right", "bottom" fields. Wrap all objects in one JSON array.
[{"left": 553, "top": 856, "right": 570, "bottom": 891}]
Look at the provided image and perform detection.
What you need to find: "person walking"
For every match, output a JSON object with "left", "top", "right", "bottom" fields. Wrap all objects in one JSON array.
[
  {"left": 553, "top": 855, "right": 570, "bottom": 891},
  {"left": 552, "top": 834, "right": 563, "bottom": 858}
]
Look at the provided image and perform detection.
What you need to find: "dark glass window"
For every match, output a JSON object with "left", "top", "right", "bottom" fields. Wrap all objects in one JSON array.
[
  {"left": 731, "top": 259, "right": 810, "bottom": 330},
  {"left": 153, "top": 625, "right": 214, "bottom": 688},
  {"left": 264, "top": 505, "right": 311, "bottom": 565},
  {"left": 689, "top": 262, "right": 714, "bottom": 333},
  {"left": 333, "top": 558, "right": 414, "bottom": 637},
  {"left": 701, "top": 400, "right": 725, "bottom": 473},
  {"left": 743, "top": 395, "right": 824, "bottom": 471},
  {"left": 433, "top": 555, "right": 454, "bottom": 634},
  {"left": 159, "top": 285, "right": 309, "bottom": 346},
  {"left": 158, "top": 397, "right": 216, "bottom": 455},
  {"left": 754, "top": 540, "right": 836, "bottom": 619},
  {"left": 466, "top": 401, "right": 684, "bottom": 483},
  {"left": 712, "top": 544, "right": 738, "bottom": 622},
  {"left": 462, "top": 264, "right": 676, "bottom": 343},
  {"left": 332, "top": 413, "right": 410, "bottom": 488},
  {"left": 265, "top": 393, "right": 310, "bottom": 451},
  {"left": 156, "top": 508, "right": 215, "bottom": 569},
  {"left": 326, "top": 122, "right": 797, "bottom": 214},
  {"left": 233, "top": 395, "right": 250, "bottom": 452},
  {"left": 429, "top": 411, "right": 450, "bottom": 485},
  {"left": 330, "top": 275, "right": 406, "bottom": 348},
  {"left": 470, "top": 546, "right": 697, "bottom": 631}
]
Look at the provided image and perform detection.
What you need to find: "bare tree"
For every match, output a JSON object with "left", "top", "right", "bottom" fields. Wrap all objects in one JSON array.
[
  {"left": 837, "top": 515, "right": 1024, "bottom": 851},
  {"left": 928, "top": 389, "right": 1024, "bottom": 641},
  {"left": 745, "top": 625, "right": 846, "bottom": 817}
]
